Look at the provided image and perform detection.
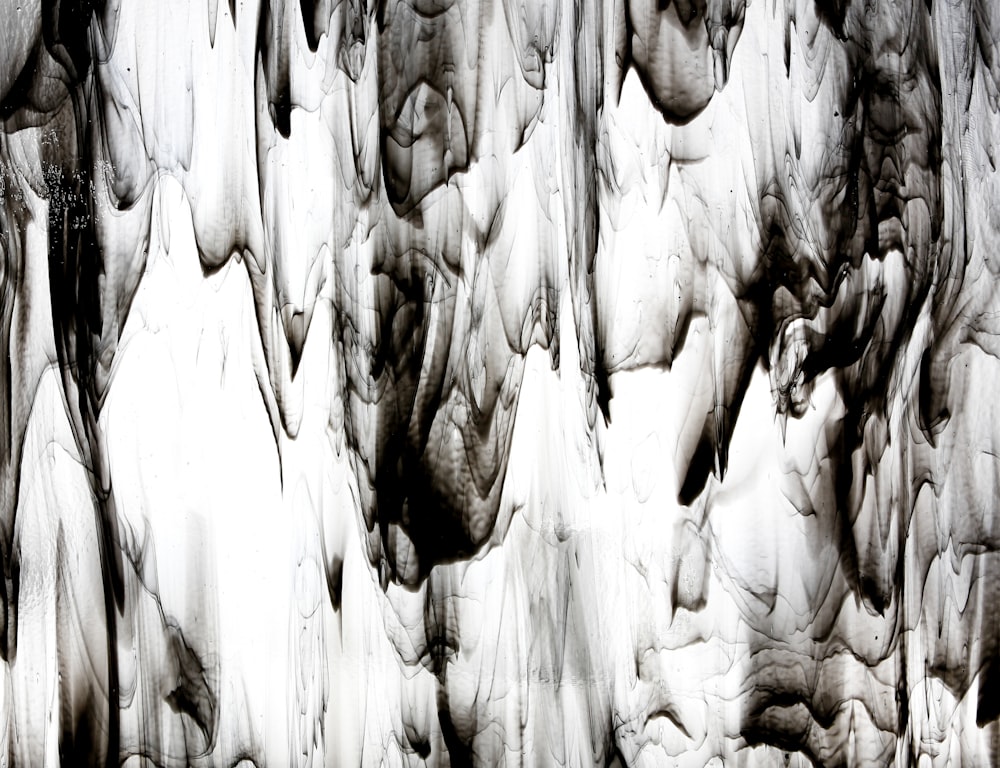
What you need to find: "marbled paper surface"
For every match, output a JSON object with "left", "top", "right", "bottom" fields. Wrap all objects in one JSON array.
[{"left": 0, "top": 0, "right": 999, "bottom": 765}]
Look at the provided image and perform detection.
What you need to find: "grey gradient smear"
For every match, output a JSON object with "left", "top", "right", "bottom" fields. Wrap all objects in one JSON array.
[{"left": 0, "top": 0, "right": 998, "bottom": 765}]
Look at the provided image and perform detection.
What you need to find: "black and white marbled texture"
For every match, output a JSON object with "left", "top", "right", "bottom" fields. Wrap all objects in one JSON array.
[{"left": 0, "top": 0, "right": 999, "bottom": 764}]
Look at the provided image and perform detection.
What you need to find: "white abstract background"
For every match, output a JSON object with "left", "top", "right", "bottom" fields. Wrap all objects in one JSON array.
[{"left": 1, "top": 0, "right": 999, "bottom": 765}]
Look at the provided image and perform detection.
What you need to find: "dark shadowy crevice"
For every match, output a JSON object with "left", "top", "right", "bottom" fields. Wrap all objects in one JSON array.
[
  {"left": 437, "top": 697, "right": 474, "bottom": 768},
  {"left": 326, "top": 554, "right": 344, "bottom": 611},
  {"left": 0, "top": 48, "right": 40, "bottom": 122},
  {"left": 814, "top": 0, "right": 849, "bottom": 40},
  {"left": 257, "top": 0, "right": 293, "bottom": 138},
  {"left": 979, "top": 656, "right": 1000, "bottom": 727},
  {"left": 606, "top": 746, "right": 628, "bottom": 768},
  {"left": 42, "top": 0, "right": 98, "bottom": 81}
]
